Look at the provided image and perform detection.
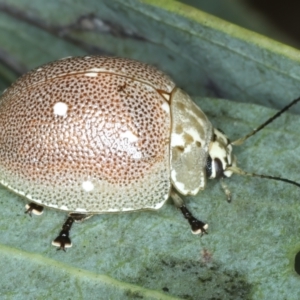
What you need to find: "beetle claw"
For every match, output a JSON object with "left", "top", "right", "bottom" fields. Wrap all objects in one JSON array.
[
  {"left": 25, "top": 203, "right": 44, "bottom": 216},
  {"left": 191, "top": 221, "right": 208, "bottom": 236},
  {"left": 52, "top": 234, "right": 72, "bottom": 251},
  {"left": 179, "top": 204, "right": 208, "bottom": 235},
  {"left": 52, "top": 216, "right": 75, "bottom": 250},
  {"left": 51, "top": 214, "right": 92, "bottom": 250}
]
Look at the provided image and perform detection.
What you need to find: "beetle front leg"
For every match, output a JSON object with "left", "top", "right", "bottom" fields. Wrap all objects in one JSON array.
[
  {"left": 170, "top": 190, "right": 208, "bottom": 235},
  {"left": 52, "top": 213, "right": 93, "bottom": 251}
]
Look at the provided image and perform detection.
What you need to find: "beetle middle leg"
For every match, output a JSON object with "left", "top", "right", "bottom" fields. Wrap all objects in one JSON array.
[
  {"left": 170, "top": 190, "right": 208, "bottom": 235},
  {"left": 52, "top": 213, "right": 93, "bottom": 251},
  {"left": 25, "top": 203, "right": 44, "bottom": 216}
]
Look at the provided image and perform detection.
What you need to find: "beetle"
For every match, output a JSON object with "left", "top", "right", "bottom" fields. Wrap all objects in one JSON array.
[{"left": 0, "top": 56, "right": 299, "bottom": 250}]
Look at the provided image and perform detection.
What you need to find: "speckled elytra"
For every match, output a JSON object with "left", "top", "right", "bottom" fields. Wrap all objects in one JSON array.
[{"left": 0, "top": 56, "right": 299, "bottom": 250}]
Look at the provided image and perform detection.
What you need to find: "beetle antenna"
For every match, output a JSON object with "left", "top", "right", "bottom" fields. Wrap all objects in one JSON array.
[
  {"left": 232, "top": 97, "right": 300, "bottom": 146},
  {"left": 226, "top": 166, "right": 300, "bottom": 188}
]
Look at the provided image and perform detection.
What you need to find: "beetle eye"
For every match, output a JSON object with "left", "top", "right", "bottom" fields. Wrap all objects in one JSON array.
[
  {"left": 205, "top": 155, "right": 213, "bottom": 178},
  {"left": 206, "top": 156, "right": 225, "bottom": 179},
  {"left": 214, "top": 158, "right": 224, "bottom": 178}
]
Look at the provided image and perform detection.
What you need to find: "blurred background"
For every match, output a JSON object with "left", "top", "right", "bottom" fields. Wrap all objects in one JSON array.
[{"left": 179, "top": 0, "right": 300, "bottom": 49}]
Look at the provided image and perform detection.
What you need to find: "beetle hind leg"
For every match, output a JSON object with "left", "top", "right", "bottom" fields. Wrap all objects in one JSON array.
[
  {"left": 52, "top": 213, "right": 93, "bottom": 251},
  {"left": 170, "top": 190, "right": 208, "bottom": 235}
]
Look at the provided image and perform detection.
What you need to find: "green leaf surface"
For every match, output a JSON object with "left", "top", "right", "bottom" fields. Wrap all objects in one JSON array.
[
  {"left": 1, "top": 1, "right": 300, "bottom": 299},
  {"left": 1, "top": 98, "right": 300, "bottom": 299}
]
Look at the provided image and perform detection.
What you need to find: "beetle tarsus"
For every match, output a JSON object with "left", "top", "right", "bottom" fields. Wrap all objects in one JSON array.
[
  {"left": 52, "top": 232, "right": 72, "bottom": 252},
  {"left": 52, "top": 216, "right": 75, "bottom": 251},
  {"left": 220, "top": 178, "right": 232, "bottom": 202},
  {"left": 179, "top": 205, "right": 208, "bottom": 235},
  {"left": 52, "top": 213, "right": 93, "bottom": 250},
  {"left": 25, "top": 203, "right": 44, "bottom": 216}
]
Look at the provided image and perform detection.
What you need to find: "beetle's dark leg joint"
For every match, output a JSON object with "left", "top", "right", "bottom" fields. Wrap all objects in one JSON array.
[
  {"left": 25, "top": 203, "right": 44, "bottom": 216},
  {"left": 179, "top": 205, "right": 208, "bottom": 235},
  {"left": 170, "top": 190, "right": 208, "bottom": 235},
  {"left": 52, "top": 213, "right": 93, "bottom": 251}
]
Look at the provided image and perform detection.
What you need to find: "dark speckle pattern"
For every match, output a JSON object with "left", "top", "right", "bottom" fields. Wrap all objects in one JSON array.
[{"left": 0, "top": 56, "right": 173, "bottom": 213}]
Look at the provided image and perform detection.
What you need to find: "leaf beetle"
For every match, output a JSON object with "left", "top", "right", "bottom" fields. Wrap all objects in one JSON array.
[{"left": 0, "top": 56, "right": 299, "bottom": 250}]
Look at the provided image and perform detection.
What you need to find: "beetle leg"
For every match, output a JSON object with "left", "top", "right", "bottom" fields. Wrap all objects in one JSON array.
[
  {"left": 220, "top": 178, "right": 232, "bottom": 202},
  {"left": 52, "top": 213, "right": 93, "bottom": 251},
  {"left": 25, "top": 203, "right": 44, "bottom": 216},
  {"left": 170, "top": 190, "right": 208, "bottom": 235}
]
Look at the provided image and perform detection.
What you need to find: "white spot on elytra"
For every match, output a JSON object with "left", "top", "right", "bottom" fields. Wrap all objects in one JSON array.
[
  {"left": 131, "top": 151, "right": 142, "bottom": 159},
  {"left": 82, "top": 180, "right": 94, "bottom": 192},
  {"left": 120, "top": 130, "right": 138, "bottom": 143},
  {"left": 84, "top": 72, "right": 98, "bottom": 77},
  {"left": 53, "top": 102, "right": 68, "bottom": 116},
  {"left": 87, "top": 67, "right": 106, "bottom": 72},
  {"left": 161, "top": 102, "right": 170, "bottom": 114},
  {"left": 171, "top": 132, "right": 185, "bottom": 147},
  {"left": 37, "top": 68, "right": 43, "bottom": 72}
]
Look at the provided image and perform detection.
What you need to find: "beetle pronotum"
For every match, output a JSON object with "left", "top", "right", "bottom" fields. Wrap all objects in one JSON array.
[{"left": 0, "top": 56, "right": 299, "bottom": 250}]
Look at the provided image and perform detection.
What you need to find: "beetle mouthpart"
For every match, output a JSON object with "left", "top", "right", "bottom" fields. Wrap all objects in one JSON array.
[
  {"left": 25, "top": 203, "right": 44, "bottom": 216},
  {"left": 226, "top": 166, "right": 300, "bottom": 188}
]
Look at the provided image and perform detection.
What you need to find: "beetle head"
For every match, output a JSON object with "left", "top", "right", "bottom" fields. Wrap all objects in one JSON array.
[
  {"left": 206, "top": 96, "right": 300, "bottom": 193},
  {"left": 206, "top": 128, "right": 236, "bottom": 180}
]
